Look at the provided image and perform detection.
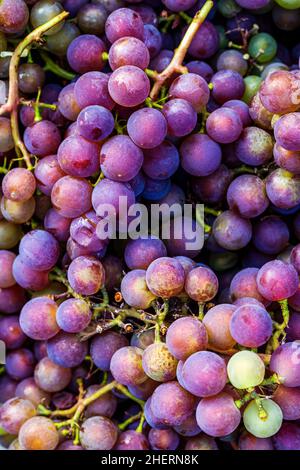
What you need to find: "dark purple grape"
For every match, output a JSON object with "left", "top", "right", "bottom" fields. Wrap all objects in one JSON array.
[
  {"left": 180, "top": 133, "right": 221, "bottom": 176},
  {"left": 47, "top": 331, "right": 88, "bottom": 368},
  {"left": 191, "top": 164, "right": 233, "bottom": 205},
  {"left": 90, "top": 331, "right": 129, "bottom": 371},
  {"left": 217, "top": 50, "right": 248, "bottom": 76},
  {"left": 124, "top": 236, "right": 167, "bottom": 270},
  {"left": 18, "top": 63, "right": 45, "bottom": 95},
  {"left": 0, "top": 376, "right": 18, "bottom": 403},
  {"left": 67, "top": 35, "right": 106, "bottom": 73},
  {"left": 227, "top": 175, "right": 269, "bottom": 218},
  {"left": 253, "top": 216, "right": 289, "bottom": 255},
  {"left": 77, "top": 3, "right": 107, "bottom": 35},
  {"left": 273, "top": 423, "right": 300, "bottom": 450},
  {"left": 144, "top": 24, "right": 162, "bottom": 58},
  {"left": 0, "top": 284, "right": 26, "bottom": 314},
  {"left": 6, "top": 348, "right": 35, "bottom": 381},
  {"left": 188, "top": 21, "right": 219, "bottom": 59},
  {"left": 211, "top": 70, "right": 245, "bottom": 104},
  {"left": 100, "top": 135, "right": 143, "bottom": 182},
  {"left": 0, "top": 315, "right": 26, "bottom": 350}
]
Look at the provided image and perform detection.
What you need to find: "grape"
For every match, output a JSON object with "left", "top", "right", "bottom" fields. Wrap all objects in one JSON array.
[
  {"left": 211, "top": 70, "right": 245, "bottom": 104},
  {"left": 270, "top": 342, "right": 300, "bottom": 387},
  {"left": 273, "top": 422, "right": 300, "bottom": 450},
  {"left": 227, "top": 175, "right": 269, "bottom": 218},
  {"left": 142, "top": 343, "right": 178, "bottom": 382},
  {"left": 150, "top": 381, "right": 197, "bottom": 427},
  {"left": 185, "top": 266, "right": 218, "bottom": 303},
  {"left": 186, "top": 60, "right": 213, "bottom": 82},
  {"left": 51, "top": 175, "right": 92, "bottom": 218},
  {"left": 180, "top": 134, "right": 222, "bottom": 177},
  {"left": 15, "top": 377, "right": 50, "bottom": 407},
  {"left": 77, "top": 3, "right": 107, "bottom": 36},
  {"left": 174, "top": 256, "right": 196, "bottom": 276},
  {"left": 84, "top": 385, "right": 117, "bottom": 419},
  {"left": 67, "top": 35, "right": 106, "bottom": 73},
  {"left": 243, "top": 75, "right": 262, "bottom": 105},
  {"left": 6, "top": 348, "right": 35, "bottom": 381},
  {"left": 100, "top": 135, "right": 143, "bottom": 182},
  {"left": 173, "top": 413, "right": 200, "bottom": 437},
  {"left": 166, "top": 316, "right": 208, "bottom": 360},
  {"left": 110, "top": 346, "right": 147, "bottom": 386},
  {"left": 161, "top": 99, "right": 197, "bottom": 138},
  {"left": 146, "top": 257, "right": 185, "bottom": 298},
  {"left": 239, "top": 431, "right": 274, "bottom": 450},
  {"left": 230, "top": 304, "right": 272, "bottom": 348},
  {"left": 196, "top": 392, "right": 241, "bottom": 437},
  {"left": 151, "top": 49, "right": 173, "bottom": 72},
  {"left": 128, "top": 378, "right": 157, "bottom": 401},
  {"left": 266, "top": 169, "right": 300, "bottom": 210},
  {"left": 19, "top": 416, "right": 59, "bottom": 450},
  {"left": 0, "top": 0, "right": 29, "bottom": 34},
  {"left": 120, "top": 269, "right": 156, "bottom": 309},
  {"left": 114, "top": 430, "right": 149, "bottom": 450},
  {"left": 217, "top": 50, "right": 248, "bottom": 76},
  {"left": 203, "top": 304, "right": 236, "bottom": 351},
  {"left": 58, "top": 84, "right": 81, "bottom": 121},
  {"left": 181, "top": 351, "right": 227, "bottom": 397},
  {"left": 19, "top": 229, "right": 59, "bottom": 272},
  {"left": 274, "top": 113, "right": 300, "bottom": 152},
  {"left": 0, "top": 315, "right": 26, "bottom": 350},
  {"left": 34, "top": 155, "right": 66, "bottom": 197},
  {"left": 185, "top": 434, "right": 218, "bottom": 450},
  {"left": 249, "top": 93, "right": 273, "bottom": 130},
  {"left": 131, "top": 329, "right": 155, "bottom": 350},
  {"left": 105, "top": 8, "right": 144, "bottom": 43},
  {"left": 129, "top": 4, "right": 157, "bottom": 25},
  {"left": 46, "top": 22, "right": 80, "bottom": 56},
  {"left": 144, "top": 24, "right": 162, "bottom": 58},
  {"left": 213, "top": 210, "right": 252, "bottom": 251},
  {"left": 227, "top": 351, "right": 265, "bottom": 389},
  {"left": 44, "top": 208, "right": 71, "bottom": 242},
  {"left": 188, "top": 21, "right": 219, "bottom": 59},
  {"left": 259, "top": 70, "right": 300, "bottom": 115},
  {"left": 74, "top": 72, "right": 114, "bottom": 111},
  {"left": 1, "top": 196, "right": 35, "bottom": 224},
  {"left": 206, "top": 108, "right": 243, "bottom": 144},
  {"left": 248, "top": 32, "right": 277, "bottom": 64},
  {"left": 108, "top": 36, "right": 150, "bottom": 70},
  {"left": 57, "top": 135, "right": 100, "bottom": 178},
  {"left": 142, "top": 176, "right": 171, "bottom": 201},
  {"left": 56, "top": 298, "right": 91, "bottom": 333},
  {"left": 144, "top": 396, "right": 168, "bottom": 429},
  {"left": 92, "top": 178, "right": 135, "bottom": 217},
  {"left": 191, "top": 164, "right": 233, "bottom": 205},
  {"left": 70, "top": 210, "right": 107, "bottom": 252},
  {"left": 2, "top": 168, "right": 36, "bottom": 202},
  {"left": 127, "top": 109, "right": 167, "bottom": 149},
  {"left": 148, "top": 428, "right": 179, "bottom": 450},
  {"left": 13, "top": 256, "right": 49, "bottom": 291},
  {"left": 235, "top": 127, "right": 274, "bottom": 167},
  {"left": 223, "top": 99, "right": 251, "bottom": 127},
  {"left": 0, "top": 250, "right": 16, "bottom": 288},
  {"left": 274, "top": 144, "right": 300, "bottom": 175},
  {"left": 273, "top": 384, "right": 300, "bottom": 420},
  {"left": 57, "top": 441, "right": 83, "bottom": 450},
  {"left": 30, "top": 0, "right": 64, "bottom": 35},
  {"left": 34, "top": 357, "right": 71, "bottom": 392},
  {"left": 236, "top": 0, "right": 270, "bottom": 7},
  {"left": 91, "top": 332, "right": 129, "bottom": 371},
  {"left": 124, "top": 236, "right": 167, "bottom": 270},
  {"left": 67, "top": 256, "right": 105, "bottom": 295},
  {"left": 163, "top": 216, "right": 203, "bottom": 258},
  {"left": 77, "top": 105, "right": 114, "bottom": 143},
  {"left": 230, "top": 267, "right": 269, "bottom": 305},
  {"left": 108, "top": 66, "right": 150, "bottom": 108},
  {"left": 143, "top": 142, "right": 179, "bottom": 180},
  {"left": 253, "top": 216, "right": 289, "bottom": 256},
  {"left": 24, "top": 120, "right": 61, "bottom": 157},
  {"left": 257, "top": 260, "right": 299, "bottom": 301},
  {"left": 47, "top": 331, "right": 88, "bottom": 368},
  {"left": 0, "top": 376, "right": 17, "bottom": 403},
  {"left": 18, "top": 63, "right": 45, "bottom": 95},
  {"left": 0, "top": 284, "right": 26, "bottom": 314},
  {"left": 162, "top": 0, "right": 197, "bottom": 11},
  {"left": 243, "top": 399, "right": 283, "bottom": 438},
  {"left": 101, "top": 255, "right": 123, "bottom": 291},
  {"left": 0, "top": 398, "right": 36, "bottom": 435},
  {"left": 169, "top": 73, "right": 210, "bottom": 113},
  {"left": 291, "top": 245, "right": 300, "bottom": 274},
  {"left": 0, "top": 118, "right": 14, "bottom": 153}
]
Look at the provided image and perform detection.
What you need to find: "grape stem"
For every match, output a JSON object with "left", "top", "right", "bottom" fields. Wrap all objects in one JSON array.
[
  {"left": 0, "top": 10, "right": 69, "bottom": 169},
  {"left": 118, "top": 412, "right": 142, "bottom": 431},
  {"left": 40, "top": 51, "right": 75, "bottom": 80},
  {"left": 266, "top": 299, "right": 290, "bottom": 353},
  {"left": 149, "top": 1, "right": 214, "bottom": 100},
  {"left": 155, "top": 300, "right": 169, "bottom": 342}
]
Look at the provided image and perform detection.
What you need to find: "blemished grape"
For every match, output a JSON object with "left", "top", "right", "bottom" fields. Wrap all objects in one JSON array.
[
  {"left": 230, "top": 304, "right": 272, "bottom": 348},
  {"left": 0, "top": 0, "right": 29, "bottom": 34},
  {"left": 259, "top": 70, "right": 300, "bottom": 114},
  {"left": 110, "top": 346, "right": 147, "bottom": 386},
  {"left": 1, "top": 196, "right": 36, "bottom": 224},
  {"left": 196, "top": 392, "right": 241, "bottom": 437},
  {"left": 67, "top": 256, "right": 105, "bottom": 295},
  {"left": 230, "top": 268, "right": 268, "bottom": 306},
  {"left": 19, "top": 416, "right": 59, "bottom": 450},
  {"left": 15, "top": 377, "right": 51, "bottom": 407},
  {"left": 0, "top": 397, "right": 36, "bottom": 435},
  {"left": 227, "top": 175, "right": 269, "bottom": 218},
  {"left": 185, "top": 266, "right": 218, "bottom": 302},
  {"left": 114, "top": 430, "right": 149, "bottom": 450},
  {"left": 243, "top": 399, "right": 283, "bottom": 438},
  {"left": 166, "top": 316, "right": 208, "bottom": 360},
  {"left": 130, "top": 329, "right": 155, "bottom": 350},
  {"left": 266, "top": 169, "right": 300, "bottom": 210},
  {"left": 146, "top": 257, "right": 185, "bottom": 298},
  {"left": 120, "top": 269, "right": 156, "bottom": 309},
  {"left": 235, "top": 126, "right": 274, "bottom": 166},
  {"left": 80, "top": 416, "right": 118, "bottom": 450},
  {"left": 57, "top": 135, "right": 100, "bottom": 178},
  {"left": 270, "top": 342, "right": 300, "bottom": 387},
  {"left": 2, "top": 168, "right": 36, "bottom": 202},
  {"left": 108, "top": 65, "right": 150, "bottom": 108},
  {"left": 67, "top": 35, "right": 106, "bottom": 73},
  {"left": 47, "top": 331, "right": 88, "bottom": 368},
  {"left": 203, "top": 304, "right": 236, "bottom": 351},
  {"left": 227, "top": 351, "right": 265, "bottom": 389},
  {"left": 142, "top": 343, "right": 178, "bottom": 382},
  {"left": 108, "top": 36, "right": 150, "bottom": 71},
  {"left": 34, "top": 357, "right": 71, "bottom": 392}
]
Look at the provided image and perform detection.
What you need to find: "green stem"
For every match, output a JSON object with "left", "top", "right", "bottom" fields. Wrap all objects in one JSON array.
[
  {"left": 135, "top": 414, "right": 145, "bottom": 433},
  {"left": 114, "top": 384, "right": 145, "bottom": 408},
  {"left": 233, "top": 165, "right": 257, "bottom": 176},
  {"left": 179, "top": 11, "right": 192, "bottom": 24},
  {"left": 40, "top": 51, "right": 75, "bottom": 80},
  {"left": 204, "top": 207, "right": 222, "bottom": 217},
  {"left": 198, "top": 302, "right": 205, "bottom": 321},
  {"left": 118, "top": 412, "right": 142, "bottom": 431},
  {"left": 102, "top": 51, "right": 109, "bottom": 61},
  {"left": 155, "top": 300, "right": 169, "bottom": 342}
]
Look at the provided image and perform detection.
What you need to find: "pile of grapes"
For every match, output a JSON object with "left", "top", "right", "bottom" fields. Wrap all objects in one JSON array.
[{"left": 1, "top": 0, "right": 300, "bottom": 452}]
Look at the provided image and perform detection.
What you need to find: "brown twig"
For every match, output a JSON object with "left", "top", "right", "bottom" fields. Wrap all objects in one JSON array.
[{"left": 149, "top": 1, "right": 214, "bottom": 100}]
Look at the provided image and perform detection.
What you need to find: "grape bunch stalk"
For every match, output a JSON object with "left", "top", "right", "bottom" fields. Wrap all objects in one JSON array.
[{"left": 0, "top": 0, "right": 300, "bottom": 453}]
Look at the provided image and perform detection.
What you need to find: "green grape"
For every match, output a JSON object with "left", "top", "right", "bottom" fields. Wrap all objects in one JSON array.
[
  {"left": 248, "top": 33, "right": 277, "bottom": 64},
  {"left": 227, "top": 351, "right": 265, "bottom": 389},
  {"left": 243, "top": 399, "right": 283, "bottom": 438},
  {"left": 242, "top": 76, "right": 262, "bottom": 104},
  {"left": 274, "top": 0, "right": 300, "bottom": 9},
  {"left": 215, "top": 26, "right": 229, "bottom": 49},
  {"left": 218, "top": 0, "right": 242, "bottom": 18}
]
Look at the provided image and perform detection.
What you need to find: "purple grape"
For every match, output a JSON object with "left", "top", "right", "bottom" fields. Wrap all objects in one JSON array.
[
  {"left": 182, "top": 351, "right": 227, "bottom": 397},
  {"left": 274, "top": 144, "right": 300, "bottom": 175},
  {"left": 149, "top": 428, "right": 179, "bottom": 450},
  {"left": 143, "top": 24, "right": 162, "bottom": 58},
  {"left": 185, "top": 266, "right": 219, "bottom": 302},
  {"left": 129, "top": 4, "right": 157, "bottom": 25},
  {"left": 127, "top": 108, "right": 167, "bottom": 148},
  {"left": 70, "top": 210, "right": 107, "bottom": 253},
  {"left": 196, "top": 392, "right": 241, "bottom": 437},
  {"left": 24, "top": 120, "right": 61, "bottom": 157},
  {"left": 130, "top": 329, "right": 155, "bottom": 350},
  {"left": 77, "top": 105, "right": 114, "bottom": 143},
  {"left": 18, "top": 416, "right": 59, "bottom": 450},
  {"left": 203, "top": 304, "right": 236, "bottom": 351},
  {"left": 217, "top": 50, "right": 248, "bottom": 76},
  {"left": 58, "top": 83, "right": 81, "bottom": 121},
  {"left": 185, "top": 434, "right": 218, "bottom": 450},
  {"left": 266, "top": 169, "right": 300, "bottom": 210},
  {"left": 249, "top": 92, "right": 273, "bottom": 131},
  {"left": 142, "top": 343, "right": 178, "bottom": 382},
  {"left": 85, "top": 385, "right": 117, "bottom": 418},
  {"left": 92, "top": 178, "right": 135, "bottom": 217},
  {"left": 108, "top": 65, "right": 150, "bottom": 107},
  {"left": 191, "top": 164, "right": 233, "bottom": 205},
  {"left": 121, "top": 269, "right": 156, "bottom": 309},
  {"left": 162, "top": 99, "right": 197, "bottom": 138},
  {"left": 259, "top": 70, "right": 300, "bottom": 115},
  {"left": 0, "top": 315, "right": 26, "bottom": 350},
  {"left": 109, "top": 36, "right": 149, "bottom": 70},
  {"left": 180, "top": 133, "right": 222, "bottom": 177},
  {"left": 51, "top": 176, "right": 92, "bottom": 218},
  {"left": 227, "top": 175, "right": 269, "bottom": 218},
  {"left": 162, "top": 0, "right": 197, "bottom": 12},
  {"left": 0, "top": 397, "right": 36, "bottom": 435},
  {"left": 188, "top": 21, "right": 219, "bottom": 59},
  {"left": 57, "top": 441, "right": 83, "bottom": 451},
  {"left": 56, "top": 298, "right": 92, "bottom": 333},
  {"left": 105, "top": 7, "right": 144, "bottom": 43},
  {"left": 100, "top": 135, "right": 143, "bottom": 182},
  {"left": 163, "top": 216, "right": 203, "bottom": 259},
  {"left": 90, "top": 331, "right": 129, "bottom": 371},
  {"left": 186, "top": 60, "right": 213, "bottom": 82},
  {"left": 166, "top": 316, "right": 208, "bottom": 361},
  {"left": 142, "top": 176, "right": 171, "bottom": 201},
  {"left": 213, "top": 210, "right": 252, "bottom": 251},
  {"left": 253, "top": 216, "right": 289, "bottom": 255},
  {"left": 230, "top": 304, "right": 272, "bottom": 348},
  {"left": 146, "top": 257, "right": 185, "bottom": 298},
  {"left": 128, "top": 378, "right": 158, "bottom": 400},
  {"left": 15, "top": 377, "right": 50, "bottom": 407},
  {"left": 102, "top": 254, "right": 123, "bottom": 291},
  {"left": 236, "top": 0, "right": 270, "bottom": 8},
  {"left": 257, "top": 260, "right": 299, "bottom": 301},
  {"left": 143, "top": 140, "right": 179, "bottom": 179},
  {"left": 57, "top": 135, "right": 100, "bottom": 178},
  {"left": 114, "top": 430, "right": 149, "bottom": 450},
  {"left": 270, "top": 342, "right": 300, "bottom": 387},
  {"left": 74, "top": 71, "right": 114, "bottom": 110},
  {"left": 0, "top": 376, "right": 17, "bottom": 403},
  {"left": 273, "top": 423, "right": 300, "bottom": 450},
  {"left": 6, "top": 348, "right": 35, "bottom": 381},
  {"left": 150, "top": 381, "right": 197, "bottom": 427},
  {"left": 34, "top": 153, "right": 66, "bottom": 197},
  {"left": 47, "top": 331, "right": 88, "bottom": 368},
  {"left": 239, "top": 431, "right": 274, "bottom": 450},
  {"left": 2, "top": 168, "right": 36, "bottom": 202},
  {"left": 67, "top": 256, "right": 105, "bottom": 295},
  {"left": 206, "top": 108, "right": 243, "bottom": 144},
  {"left": 274, "top": 113, "right": 300, "bottom": 152},
  {"left": 19, "top": 296, "right": 58, "bottom": 341},
  {"left": 44, "top": 208, "right": 71, "bottom": 242},
  {"left": 110, "top": 346, "right": 147, "bottom": 386},
  {"left": 211, "top": 70, "right": 245, "bottom": 104},
  {"left": 12, "top": 255, "right": 49, "bottom": 292},
  {"left": 273, "top": 384, "right": 300, "bottom": 420},
  {"left": 129, "top": 171, "right": 146, "bottom": 197},
  {"left": 19, "top": 229, "right": 59, "bottom": 272},
  {"left": 124, "top": 236, "right": 167, "bottom": 270},
  {"left": 223, "top": 100, "right": 252, "bottom": 127},
  {"left": 169, "top": 73, "right": 210, "bottom": 112},
  {"left": 150, "top": 49, "right": 173, "bottom": 72},
  {"left": 67, "top": 35, "right": 106, "bottom": 73},
  {"left": 0, "top": 284, "right": 26, "bottom": 314},
  {"left": 235, "top": 127, "right": 274, "bottom": 166},
  {"left": 230, "top": 267, "right": 269, "bottom": 306},
  {"left": 0, "top": 250, "right": 16, "bottom": 288},
  {"left": 34, "top": 357, "right": 71, "bottom": 392},
  {"left": 144, "top": 396, "right": 168, "bottom": 429},
  {"left": 174, "top": 413, "right": 201, "bottom": 437}
]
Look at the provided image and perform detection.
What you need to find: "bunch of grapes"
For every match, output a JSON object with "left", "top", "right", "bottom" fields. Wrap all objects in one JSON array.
[{"left": 0, "top": 0, "right": 300, "bottom": 453}]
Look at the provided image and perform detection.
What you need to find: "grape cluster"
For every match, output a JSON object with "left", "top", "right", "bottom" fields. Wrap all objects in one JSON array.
[{"left": 0, "top": 0, "right": 300, "bottom": 453}]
